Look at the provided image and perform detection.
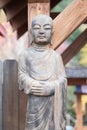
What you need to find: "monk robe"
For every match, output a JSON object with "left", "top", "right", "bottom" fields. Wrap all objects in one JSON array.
[{"left": 18, "top": 44, "right": 67, "bottom": 130}]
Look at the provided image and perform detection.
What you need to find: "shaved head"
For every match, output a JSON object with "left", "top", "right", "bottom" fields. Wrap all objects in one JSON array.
[
  {"left": 30, "top": 15, "right": 53, "bottom": 45},
  {"left": 31, "top": 15, "right": 53, "bottom": 29}
]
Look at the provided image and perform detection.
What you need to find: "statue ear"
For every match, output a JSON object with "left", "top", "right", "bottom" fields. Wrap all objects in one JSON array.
[
  {"left": 30, "top": 28, "right": 33, "bottom": 45},
  {"left": 50, "top": 30, "right": 54, "bottom": 45},
  {"left": 52, "top": 30, "right": 55, "bottom": 35}
]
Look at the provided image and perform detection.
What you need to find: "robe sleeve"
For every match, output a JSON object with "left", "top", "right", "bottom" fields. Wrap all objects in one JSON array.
[
  {"left": 47, "top": 52, "right": 67, "bottom": 92},
  {"left": 18, "top": 51, "right": 36, "bottom": 94},
  {"left": 54, "top": 52, "right": 67, "bottom": 130},
  {"left": 55, "top": 52, "right": 67, "bottom": 87}
]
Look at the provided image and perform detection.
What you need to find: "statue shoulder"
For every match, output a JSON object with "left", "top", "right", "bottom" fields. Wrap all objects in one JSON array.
[
  {"left": 51, "top": 49, "right": 62, "bottom": 59},
  {"left": 18, "top": 48, "right": 29, "bottom": 61}
]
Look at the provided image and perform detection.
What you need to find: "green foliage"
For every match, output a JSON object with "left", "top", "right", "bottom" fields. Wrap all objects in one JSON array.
[
  {"left": 67, "top": 86, "right": 76, "bottom": 118},
  {"left": 67, "top": 28, "right": 81, "bottom": 43},
  {"left": 0, "top": 9, "right": 7, "bottom": 23},
  {"left": 79, "top": 44, "right": 87, "bottom": 66},
  {"left": 51, "top": 0, "right": 73, "bottom": 12}
]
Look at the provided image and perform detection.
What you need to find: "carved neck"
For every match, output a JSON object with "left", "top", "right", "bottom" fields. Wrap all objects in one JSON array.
[{"left": 32, "top": 43, "right": 49, "bottom": 51}]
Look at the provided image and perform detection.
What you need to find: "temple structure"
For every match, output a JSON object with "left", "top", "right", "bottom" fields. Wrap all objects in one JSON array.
[{"left": 0, "top": 0, "right": 87, "bottom": 130}]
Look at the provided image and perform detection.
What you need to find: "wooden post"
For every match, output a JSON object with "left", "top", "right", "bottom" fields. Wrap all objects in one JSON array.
[
  {"left": 19, "top": 92, "right": 28, "bottom": 130},
  {"left": 75, "top": 94, "right": 83, "bottom": 130},
  {"left": 2, "top": 60, "right": 18, "bottom": 130},
  {"left": 28, "top": 0, "right": 50, "bottom": 46},
  {"left": 75, "top": 94, "right": 87, "bottom": 130},
  {"left": 0, "top": 61, "right": 2, "bottom": 130},
  {"left": 17, "top": 22, "right": 27, "bottom": 38}
]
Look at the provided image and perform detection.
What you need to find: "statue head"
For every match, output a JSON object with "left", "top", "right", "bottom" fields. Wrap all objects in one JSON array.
[{"left": 30, "top": 15, "right": 53, "bottom": 45}]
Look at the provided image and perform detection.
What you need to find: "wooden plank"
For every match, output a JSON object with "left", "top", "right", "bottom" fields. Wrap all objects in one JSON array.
[
  {"left": 28, "top": 1, "right": 50, "bottom": 44},
  {"left": 62, "top": 29, "right": 87, "bottom": 65},
  {"left": 28, "top": 0, "right": 50, "bottom": 3},
  {"left": 28, "top": 2, "right": 50, "bottom": 29},
  {"left": 66, "top": 67, "right": 87, "bottom": 85},
  {"left": 81, "top": 127, "right": 87, "bottom": 130},
  {"left": 4, "top": 0, "right": 27, "bottom": 21},
  {"left": 51, "top": 13, "right": 87, "bottom": 22},
  {"left": 50, "top": 0, "right": 61, "bottom": 9},
  {"left": 68, "top": 78, "right": 87, "bottom": 85},
  {"left": 2, "top": 60, "right": 18, "bottom": 130},
  {"left": 0, "top": 61, "right": 2, "bottom": 130},
  {"left": 75, "top": 94, "right": 83, "bottom": 130},
  {"left": 66, "top": 67, "right": 87, "bottom": 78},
  {"left": 50, "top": 12, "right": 60, "bottom": 19},
  {"left": 52, "top": 0, "right": 87, "bottom": 49},
  {"left": 19, "top": 92, "right": 27, "bottom": 130},
  {"left": 10, "top": 7, "right": 27, "bottom": 31},
  {"left": 75, "top": 92, "right": 87, "bottom": 95},
  {"left": 17, "top": 22, "right": 27, "bottom": 39},
  {"left": 0, "top": 0, "right": 10, "bottom": 8},
  {"left": 84, "top": 20, "right": 87, "bottom": 24}
]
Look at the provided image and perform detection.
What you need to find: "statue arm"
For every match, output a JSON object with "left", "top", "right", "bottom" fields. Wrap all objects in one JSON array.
[{"left": 18, "top": 52, "right": 39, "bottom": 94}]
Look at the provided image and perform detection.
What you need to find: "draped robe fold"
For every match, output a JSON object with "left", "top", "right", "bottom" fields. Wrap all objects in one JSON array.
[{"left": 18, "top": 45, "right": 67, "bottom": 130}]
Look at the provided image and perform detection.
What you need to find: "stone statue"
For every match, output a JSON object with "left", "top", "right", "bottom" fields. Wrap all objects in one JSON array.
[{"left": 18, "top": 14, "right": 67, "bottom": 130}]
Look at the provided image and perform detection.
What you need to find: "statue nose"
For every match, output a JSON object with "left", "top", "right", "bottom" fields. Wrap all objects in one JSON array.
[{"left": 39, "top": 29, "right": 45, "bottom": 34}]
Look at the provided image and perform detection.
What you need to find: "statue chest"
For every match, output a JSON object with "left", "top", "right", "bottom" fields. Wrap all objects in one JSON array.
[{"left": 26, "top": 51, "right": 56, "bottom": 80}]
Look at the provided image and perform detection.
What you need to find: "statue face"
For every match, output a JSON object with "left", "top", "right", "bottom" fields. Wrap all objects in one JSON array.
[{"left": 31, "top": 15, "right": 53, "bottom": 45}]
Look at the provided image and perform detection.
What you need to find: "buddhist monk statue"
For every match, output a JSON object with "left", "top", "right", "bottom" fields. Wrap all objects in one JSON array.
[{"left": 18, "top": 14, "right": 67, "bottom": 130}]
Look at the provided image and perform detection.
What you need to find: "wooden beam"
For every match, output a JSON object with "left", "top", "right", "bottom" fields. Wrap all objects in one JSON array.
[
  {"left": 52, "top": 0, "right": 87, "bottom": 49},
  {"left": 28, "top": 0, "right": 50, "bottom": 2},
  {"left": 4, "top": 0, "right": 27, "bottom": 21},
  {"left": 66, "top": 67, "right": 87, "bottom": 85},
  {"left": 17, "top": 22, "right": 27, "bottom": 39},
  {"left": 75, "top": 94, "right": 83, "bottom": 130},
  {"left": 51, "top": 13, "right": 86, "bottom": 23},
  {"left": 28, "top": 0, "right": 50, "bottom": 44},
  {"left": 0, "top": 61, "right": 2, "bottom": 130},
  {"left": 0, "top": 0, "right": 10, "bottom": 8},
  {"left": 28, "top": 0, "right": 50, "bottom": 28},
  {"left": 50, "top": 12, "right": 60, "bottom": 19},
  {"left": 10, "top": 7, "right": 27, "bottom": 31},
  {"left": 62, "top": 29, "right": 87, "bottom": 65},
  {"left": 19, "top": 91, "right": 27, "bottom": 130},
  {"left": 84, "top": 20, "right": 87, "bottom": 24},
  {"left": 68, "top": 78, "right": 87, "bottom": 85},
  {"left": 75, "top": 94, "right": 87, "bottom": 130},
  {"left": 2, "top": 60, "right": 18, "bottom": 130},
  {"left": 50, "top": 0, "right": 61, "bottom": 9},
  {"left": 75, "top": 92, "right": 87, "bottom": 95},
  {"left": 66, "top": 67, "right": 87, "bottom": 78}
]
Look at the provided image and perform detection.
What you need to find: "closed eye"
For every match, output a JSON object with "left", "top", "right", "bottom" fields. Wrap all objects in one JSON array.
[
  {"left": 44, "top": 27, "right": 51, "bottom": 30},
  {"left": 44, "top": 25, "right": 51, "bottom": 30},
  {"left": 33, "top": 25, "right": 40, "bottom": 29}
]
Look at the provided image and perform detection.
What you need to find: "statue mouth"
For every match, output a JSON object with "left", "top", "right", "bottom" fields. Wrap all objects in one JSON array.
[{"left": 38, "top": 36, "right": 45, "bottom": 39}]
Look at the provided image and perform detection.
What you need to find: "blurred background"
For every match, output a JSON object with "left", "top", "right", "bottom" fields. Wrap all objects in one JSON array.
[{"left": 0, "top": 0, "right": 87, "bottom": 130}]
